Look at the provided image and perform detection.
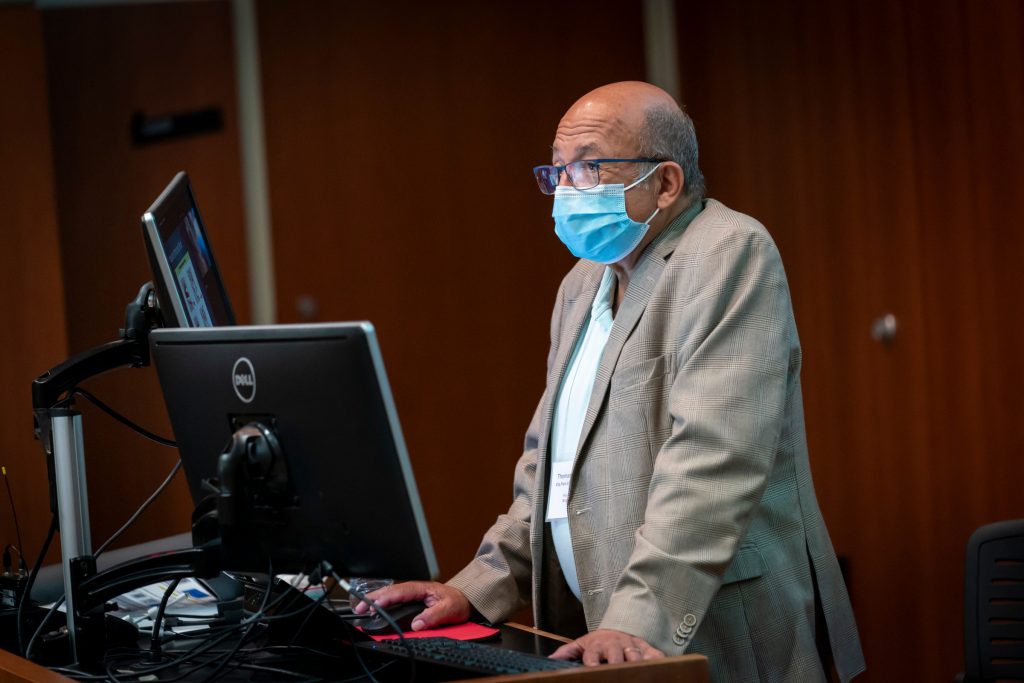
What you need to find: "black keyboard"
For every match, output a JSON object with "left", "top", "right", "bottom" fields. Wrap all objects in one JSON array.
[{"left": 356, "top": 637, "right": 582, "bottom": 676}]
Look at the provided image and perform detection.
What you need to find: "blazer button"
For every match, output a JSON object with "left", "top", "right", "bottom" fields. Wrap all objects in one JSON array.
[
  {"left": 683, "top": 613, "right": 697, "bottom": 627},
  {"left": 672, "top": 633, "right": 687, "bottom": 646}
]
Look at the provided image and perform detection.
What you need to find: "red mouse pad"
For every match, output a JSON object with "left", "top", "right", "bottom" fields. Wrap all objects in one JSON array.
[{"left": 364, "top": 622, "right": 500, "bottom": 642}]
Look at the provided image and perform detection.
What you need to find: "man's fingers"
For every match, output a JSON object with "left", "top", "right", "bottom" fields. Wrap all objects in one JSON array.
[
  {"left": 623, "top": 646, "right": 644, "bottom": 662},
  {"left": 549, "top": 641, "right": 584, "bottom": 661},
  {"left": 352, "top": 581, "right": 427, "bottom": 613},
  {"left": 410, "top": 598, "right": 458, "bottom": 630},
  {"left": 596, "top": 645, "right": 624, "bottom": 665},
  {"left": 549, "top": 630, "right": 663, "bottom": 666},
  {"left": 352, "top": 581, "right": 472, "bottom": 631},
  {"left": 373, "top": 581, "right": 428, "bottom": 605},
  {"left": 410, "top": 602, "right": 457, "bottom": 630},
  {"left": 641, "top": 644, "right": 665, "bottom": 659}
]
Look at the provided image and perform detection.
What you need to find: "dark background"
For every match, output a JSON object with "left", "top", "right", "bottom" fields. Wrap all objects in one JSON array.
[{"left": 1, "top": 1, "right": 1022, "bottom": 680}]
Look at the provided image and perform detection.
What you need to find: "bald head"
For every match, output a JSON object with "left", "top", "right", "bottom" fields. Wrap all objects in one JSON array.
[
  {"left": 561, "top": 81, "right": 681, "bottom": 136},
  {"left": 552, "top": 81, "right": 705, "bottom": 204},
  {"left": 554, "top": 82, "right": 669, "bottom": 162}
]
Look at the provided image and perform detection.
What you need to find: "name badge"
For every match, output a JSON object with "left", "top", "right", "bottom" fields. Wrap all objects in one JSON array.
[{"left": 545, "top": 460, "right": 573, "bottom": 521}]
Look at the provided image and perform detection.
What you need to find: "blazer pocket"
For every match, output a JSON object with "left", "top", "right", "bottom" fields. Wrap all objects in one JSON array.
[
  {"left": 721, "top": 544, "right": 766, "bottom": 585},
  {"left": 610, "top": 352, "right": 676, "bottom": 394}
]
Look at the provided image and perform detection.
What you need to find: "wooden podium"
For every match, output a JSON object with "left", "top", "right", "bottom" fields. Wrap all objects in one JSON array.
[
  {"left": 469, "top": 654, "right": 709, "bottom": 682},
  {"left": 0, "top": 623, "right": 709, "bottom": 682},
  {"left": 0, "top": 648, "right": 71, "bottom": 683}
]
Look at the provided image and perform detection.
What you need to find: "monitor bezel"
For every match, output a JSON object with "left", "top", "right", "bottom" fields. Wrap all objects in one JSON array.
[{"left": 141, "top": 171, "right": 236, "bottom": 328}]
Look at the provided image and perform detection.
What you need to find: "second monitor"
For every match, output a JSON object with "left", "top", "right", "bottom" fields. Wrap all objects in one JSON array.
[
  {"left": 150, "top": 321, "right": 438, "bottom": 581},
  {"left": 142, "top": 171, "right": 234, "bottom": 328}
]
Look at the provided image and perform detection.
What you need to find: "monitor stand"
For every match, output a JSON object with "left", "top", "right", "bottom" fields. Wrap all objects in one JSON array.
[{"left": 30, "top": 283, "right": 159, "bottom": 663}]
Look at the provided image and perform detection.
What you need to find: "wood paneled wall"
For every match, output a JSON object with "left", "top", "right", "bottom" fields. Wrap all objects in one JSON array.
[
  {"left": 41, "top": 1, "right": 250, "bottom": 551},
  {"left": 0, "top": 7, "right": 68, "bottom": 566},
  {"left": 256, "top": 0, "right": 647, "bottom": 579},
  {"left": 675, "top": 1, "right": 1024, "bottom": 679}
]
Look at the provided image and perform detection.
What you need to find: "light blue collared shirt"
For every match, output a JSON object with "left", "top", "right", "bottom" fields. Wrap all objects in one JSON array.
[{"left": 546, "top": 266, "right": 617, "bottom": 600}]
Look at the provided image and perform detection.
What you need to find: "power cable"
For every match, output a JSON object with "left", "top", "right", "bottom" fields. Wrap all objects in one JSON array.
[
  {"left": 16, "top": 514, "right": 57, "bottom": 656},
  {"left": 70, "top": 387, "right": 176, "bottom": 448}
]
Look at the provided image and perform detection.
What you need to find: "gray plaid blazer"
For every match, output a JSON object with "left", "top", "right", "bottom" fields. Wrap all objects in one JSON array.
[{"left": 449, "top": 199, "right": 866, "bottom": 682}]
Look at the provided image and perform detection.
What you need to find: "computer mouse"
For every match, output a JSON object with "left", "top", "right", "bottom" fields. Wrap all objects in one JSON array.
[{"left": 358, "top": 600, "right": 428, "bottom": 635}]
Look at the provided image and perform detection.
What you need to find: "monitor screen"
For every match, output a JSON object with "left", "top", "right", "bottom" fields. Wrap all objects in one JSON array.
[
  {"left": 142, "top": 172, "right": 235, "bottom": 327},
  {"left": 149, "top": 322, "right": 438, "bottom": 580}
]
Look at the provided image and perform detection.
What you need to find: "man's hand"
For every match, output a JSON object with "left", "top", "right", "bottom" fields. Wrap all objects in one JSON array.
[
  {"left": 550, "top": 629, "right": 665, "bottom": 666},
  {"left": 350, "top": 580, "right": 472, "bottom": 631}
]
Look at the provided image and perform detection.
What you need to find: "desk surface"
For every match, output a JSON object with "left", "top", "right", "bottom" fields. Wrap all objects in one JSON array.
[{"left": 0, "top": 622, "right": 708, "bottom": 683}]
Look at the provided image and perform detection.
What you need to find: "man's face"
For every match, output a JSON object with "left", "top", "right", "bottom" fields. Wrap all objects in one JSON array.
[{"left": 550, "top": 99, "right": 659, "bottom": 225}]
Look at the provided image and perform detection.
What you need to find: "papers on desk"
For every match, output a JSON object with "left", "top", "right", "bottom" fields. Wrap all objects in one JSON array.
[
  {"left": 116, "top": 577, "right": 218, "bottom": 615},
  {"left": 46, "top": 579, "right": 215, "bottom": 616},
  {"left": 110, "top": 578, "right": 219, "bottom": 634}
]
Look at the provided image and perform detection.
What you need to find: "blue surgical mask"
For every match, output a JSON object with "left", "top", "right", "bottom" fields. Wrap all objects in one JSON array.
[{"left": 552, "top": 164, "right": 662, "bottom": 264}]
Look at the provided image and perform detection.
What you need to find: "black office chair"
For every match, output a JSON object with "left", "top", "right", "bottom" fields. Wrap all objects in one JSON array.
[{"left": 958, "top": 519, "right": 1024, "bottom": 683}]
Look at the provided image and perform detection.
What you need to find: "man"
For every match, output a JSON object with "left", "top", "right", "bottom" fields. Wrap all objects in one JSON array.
[{"left": 358, "top": 81, "right": 866, "bottom": 681}]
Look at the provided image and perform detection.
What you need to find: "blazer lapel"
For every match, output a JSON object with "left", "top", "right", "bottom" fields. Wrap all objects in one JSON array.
[
  {"left": 532, "top": 263, "right": 602, "bottom": 551},
  {"left": 572, "top": 205, "right": 701, "bottom": 464},
  {"left": 540, "top": 265, "right": 603, "bottom": 448}
]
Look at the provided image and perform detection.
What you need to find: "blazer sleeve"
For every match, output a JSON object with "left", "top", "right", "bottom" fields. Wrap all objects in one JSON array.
[
  {"left": 598, "top": 228, "right": 798, "bottom": 651},
  {"left": 446, "top": 277, "right": 568, "bottom": 623}
]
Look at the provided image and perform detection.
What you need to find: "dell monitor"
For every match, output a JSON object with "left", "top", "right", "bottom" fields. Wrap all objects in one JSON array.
[
  {"left": 149, "top": 322, "right": 438, "bottom": 580},
  {"left": 142, "top": 172, "right": 235, "bottom": 327}
]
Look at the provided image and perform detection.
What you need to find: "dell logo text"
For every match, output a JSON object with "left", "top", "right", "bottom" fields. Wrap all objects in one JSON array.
[{"left": 232, "top": 357, "right": 256, "bottom": 403}]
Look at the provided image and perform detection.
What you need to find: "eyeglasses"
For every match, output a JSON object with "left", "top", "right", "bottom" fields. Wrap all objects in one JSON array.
[{"left": 532, "top": 157, "right": 663, "bottom": 195}]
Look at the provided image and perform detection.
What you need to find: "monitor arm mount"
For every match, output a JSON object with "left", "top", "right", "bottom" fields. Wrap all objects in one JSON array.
[
  {"left": 64, "top": 423, "right": 296, "bottom": 666},
  {"left": 210, "top": 421, "right": 298, "bottom": 572},
  {"left": 32, "top": 281, "right": 160, "bottom": 482},
  {"left": 29, "top": 282, "right": 163, "bottom": 663},
  {"left": 69, "top": 422, "right": 297, "bottom": 666},
  {"left": 30, "top": 288, "right": 301, "bottom": 666}
]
